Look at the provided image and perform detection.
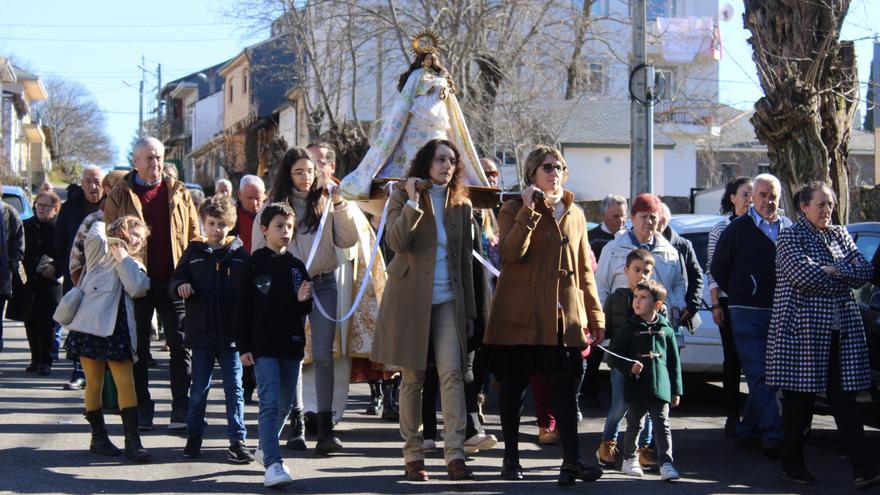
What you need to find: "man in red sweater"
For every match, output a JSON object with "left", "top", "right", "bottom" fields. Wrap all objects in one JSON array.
[
  {"left": 104, "top": 136, "right": 199, "bottom": 431},
  {"left": 230, "top": 174, "right": 265, "bottom": 255}
]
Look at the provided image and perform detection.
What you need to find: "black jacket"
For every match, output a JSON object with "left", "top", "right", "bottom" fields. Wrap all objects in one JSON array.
[
  {"left": 233, "top": 247, "right": 312, "bottom": 359},
  {"left": 169, "top": 236, "right": 248, "bottom": 349},
  {"left": 54, "top": 184, "right": 101, "bottom": 290},
  {"left": 0, "top": 203, "right": 25, "bottom": 297},
  {"left": 710, "top": 214, "right": 779, "bottom": 309},
  {"left": 588, "top": 225, "right": 616, "bottom": 261},
  {"left": 23, "top": 215, "right": 62, "bottom": 298},
  {"left": 663, "top": 226, "right": 704, "bottom": 314}
]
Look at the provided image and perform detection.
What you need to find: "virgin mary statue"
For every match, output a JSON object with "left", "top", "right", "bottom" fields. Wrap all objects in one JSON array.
[{"left": 339, "top": 31, "right": 488, "bottom": 200}]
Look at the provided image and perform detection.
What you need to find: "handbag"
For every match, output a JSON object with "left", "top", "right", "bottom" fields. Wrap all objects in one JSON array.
[
  {"left": 53, "top": 286, "right": 84, "bottom": 326},
  {"left": 54, "top": 262, "right": 86, "bottom": 326},
  {"left": 5, "top": 261, "right": 32, "bottom": 321}
]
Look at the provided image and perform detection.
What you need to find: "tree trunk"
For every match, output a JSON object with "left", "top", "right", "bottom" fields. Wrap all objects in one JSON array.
[{"left": 744, "top": 0, "right": 857, "bottom": 224}]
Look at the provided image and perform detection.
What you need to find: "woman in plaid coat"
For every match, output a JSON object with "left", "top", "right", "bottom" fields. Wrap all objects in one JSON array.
[{"left": 767, "top": 181, "right": 879, "bottom": 489}]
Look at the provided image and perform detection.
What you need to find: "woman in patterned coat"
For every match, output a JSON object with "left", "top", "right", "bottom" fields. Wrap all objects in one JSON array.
[{"left": 767, "top": 181, "right": 880, "bottom": 489}]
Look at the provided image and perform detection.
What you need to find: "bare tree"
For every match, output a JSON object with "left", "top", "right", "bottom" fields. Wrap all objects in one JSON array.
[
  {"left": 33, "top": 76, "right": 116, "bottom": 180},
  {"left": 743, "top": 0, "right": 858, "bottom": 223}
]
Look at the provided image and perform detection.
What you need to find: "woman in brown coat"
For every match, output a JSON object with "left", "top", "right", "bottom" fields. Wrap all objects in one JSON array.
[
  {"left": 483, "top": 145, "right": 605, "bottom": 486},
  {"left": 371, "top": 139, "right": 477, "bottom": 482}
]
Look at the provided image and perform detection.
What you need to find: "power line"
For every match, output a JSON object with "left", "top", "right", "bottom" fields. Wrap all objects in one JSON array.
[
  {"left": 2, "top": 36, "right": 238, "bottom": 43},
  {"left": 0, "top": 22, "right": 238, "bottom": 28}
]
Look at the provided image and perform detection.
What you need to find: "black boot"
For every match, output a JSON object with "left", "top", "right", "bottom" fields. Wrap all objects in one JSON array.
[
  {"left": 381, "top": 377, "right": 400, "bottom": 422},
  {"left": 285, "top": 409, "right": 307, "bottom": 451},
  {"left": 120, "top": 407, "right": 151, "bottom": 462},
  {"left": 85, "top": 409, "right": 121, "bottom": 456},
  {"left": 137, "top": 399, "right": 154, "bottom": 431},
  {"left": 315, "top": 411, "right": 343, "bottom": 455},
  {"left": 366, "top": 381, "right": 383, "bottom": 416}
]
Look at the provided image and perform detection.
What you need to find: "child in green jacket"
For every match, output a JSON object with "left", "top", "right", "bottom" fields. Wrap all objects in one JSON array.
[{"left": 611, "top": 279, "right": 682, "bottom": 482}]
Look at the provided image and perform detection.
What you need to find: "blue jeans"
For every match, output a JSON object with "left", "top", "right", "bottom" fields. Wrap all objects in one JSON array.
[
  {"left": 254, "top": 356, "right": 302, "bottom": 467},
  {"left": 187, "top": 347, "right": 246, "bottom": 442},
  {"left": 729, "top": 307, "right": 782, "bottom": 441},
  {"left": 52, "top": 323, "right": 62, "bottom": 361},
  {"left": 602, "top": 368, "right": 652, "bottom": 445}
]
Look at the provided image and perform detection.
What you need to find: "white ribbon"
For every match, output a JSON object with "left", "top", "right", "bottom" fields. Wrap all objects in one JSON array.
[
  {"left": 472, "top": 249, "right": 500, "bottom": 277},
  {"left": 306, "top": 182, "right": 394, "bottom": 323},
  {"left": 596, "top": 343, "right": 639, "bottom": 364}
]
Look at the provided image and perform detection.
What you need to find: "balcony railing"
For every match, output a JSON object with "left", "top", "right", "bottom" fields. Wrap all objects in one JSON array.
[{"left": 653, "top": 99, "right": 716, "bottom": 126}]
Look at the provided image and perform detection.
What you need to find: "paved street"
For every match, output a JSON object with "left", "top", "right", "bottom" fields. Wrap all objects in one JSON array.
[{"left": 1, "top": 319, "right": 876, "bottom": 494}]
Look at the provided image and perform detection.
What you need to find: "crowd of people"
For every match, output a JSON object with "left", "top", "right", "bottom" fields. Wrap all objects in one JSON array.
[{"left": 2, "top": 136, "right": 879, "bottom": 490}]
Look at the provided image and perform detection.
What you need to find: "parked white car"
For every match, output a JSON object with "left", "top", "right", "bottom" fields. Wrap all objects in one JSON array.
[{"left": 668, "top": 214, "right": 726, "bottom": 373}]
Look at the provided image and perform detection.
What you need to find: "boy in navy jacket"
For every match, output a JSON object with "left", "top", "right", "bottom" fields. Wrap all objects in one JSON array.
[
  {"left": 234, "top": 202, "right": 313, "bottom": 488},
  {"left": 169, "top": 195, "right": 252, "bottom": 463}
]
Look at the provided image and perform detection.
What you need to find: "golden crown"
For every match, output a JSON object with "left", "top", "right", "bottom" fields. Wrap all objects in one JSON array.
[{"left": 411, "top": 29, "right": 443, "bottom": 56}]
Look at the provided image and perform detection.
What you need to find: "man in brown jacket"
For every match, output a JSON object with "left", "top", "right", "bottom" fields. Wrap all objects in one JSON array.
[{"left": 104, "top": 136, "right": 200, "bottom": 430}]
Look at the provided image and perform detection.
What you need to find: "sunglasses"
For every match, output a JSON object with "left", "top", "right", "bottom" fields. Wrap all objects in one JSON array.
[
  {"left": 484, "top": 170, "right": 499, "bottom": 178},
  {"left": 541, "top": 163, "right": 567, "bottom": 173}
]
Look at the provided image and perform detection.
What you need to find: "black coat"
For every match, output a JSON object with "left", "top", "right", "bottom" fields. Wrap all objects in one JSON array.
[
  {"left": 233, "top": 247, "right": 313, "bottom": 359},
  {"left": 663, "top": 226, "right": 704, "bottom": 314},
  {"left": 23, "top": 216, "right": 62, "bottom": 305},
  {"left": 588, "top": 225, "right": 616, "bottom": 261},
  {"left": 54, "top": 185, "right": 101, "bottom": 290},
  {"left": 169, "top": 237, "right": 249, "bottom": 349},
  {"left": 0, "top": 203, "right": 25, "bottom": 297}
]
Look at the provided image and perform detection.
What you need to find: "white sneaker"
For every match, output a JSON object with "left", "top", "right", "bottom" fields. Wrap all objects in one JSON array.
[
  {"left": 660, "top": 462, "right": 680, "bottom": 481},
  {"left": 464, "top": 432, "right": 497, "bottom": 454},
  {"left": 254, "top": 446, "right": 263, "bottom": 466},
  {"left": 423, "top": 439, "right": 437, "bottom": 452},
  {"left": 264, "top": 462, "right": 293, "bottom": 488},
  {"left": 621, "top": 458, "right": 644, "bottom": 477}
]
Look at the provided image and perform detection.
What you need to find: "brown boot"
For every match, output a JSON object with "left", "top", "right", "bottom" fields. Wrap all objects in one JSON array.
[
  {"left": 638, "top": 446, "right": 658, "bottom": 470},
  {"left": 404, "top": 459, "right": 429, "bottom": 481},
  {"left": 596, "top": 439, "right": 618, "bottom": 467},
  {"left": 538, "top": 426, "right": 561, "bottom": 445},
  {"left": 447, "top": 459, "right": 475, "bottom": 481}
]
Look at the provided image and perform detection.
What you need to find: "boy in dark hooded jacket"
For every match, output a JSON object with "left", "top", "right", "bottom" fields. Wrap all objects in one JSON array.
[{"left": 169, "top": 195, "right": 253, "bottom": 464}]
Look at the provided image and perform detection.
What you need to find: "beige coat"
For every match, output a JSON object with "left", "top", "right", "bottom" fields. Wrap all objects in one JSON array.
[
  {"left": 103, "top": 172, "right": 200, "bottom": 271},
  {"left": 371, "top": 188, "right": 476, "bottom": 371},
  {"left": 66, "top": 221, "right": 150, "bottom": 357},
  {"left": 483, "top": 190, "right": 604, "bottom": 348}
]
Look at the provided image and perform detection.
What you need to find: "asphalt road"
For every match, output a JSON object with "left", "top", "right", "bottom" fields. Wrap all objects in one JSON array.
[{"left": 0, "top": 319, "right": 876, "bottom": 494}]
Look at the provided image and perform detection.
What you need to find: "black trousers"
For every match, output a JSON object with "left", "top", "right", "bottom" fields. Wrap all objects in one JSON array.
[
  {"left": 133, "top": 279, "right": 190, "bottom": 412},
  {"left": 581, "top": 345, "right": 604, "bottom": 400},
  {"left": 499, "top": 350, "right": 585, "bottom": 463},
  {"left": 25, "top": 288, "right": 60, "bottom": 366},
  {"left": 718, "top": 298, "right": 742, "bottom": 416},
  {"left": 781, "top": 332, "right": 868, "bottom": 472}
]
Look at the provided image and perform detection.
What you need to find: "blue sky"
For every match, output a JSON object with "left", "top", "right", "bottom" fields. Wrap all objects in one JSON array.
[{"left": 1, "top": 0, "right": 877, "bottom": 166}]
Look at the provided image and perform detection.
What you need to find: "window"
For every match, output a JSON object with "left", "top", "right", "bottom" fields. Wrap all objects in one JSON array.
[
  {"left": 574, "top": 0, "right": 608, "bottom": 15},
  {"left": 757, "top": 163, "right": 770, "bottom": 175},
  {"left": 242, "top": 70, "right": 248, "bottom": 94},
  {"left": 854, "top": 234, "right": 880, "bottom": 263},
  {"left": 647, "top": 0, "right": 674, "bottom": 20},
  {"left": 229, "top": 84, "right": 234, "bottom": 103},
  {"left": 584, "top": 62, "right": 605, "bottom": 94},
  {"left": 655, "top": 65, "right": 678, "bottom": 99}
]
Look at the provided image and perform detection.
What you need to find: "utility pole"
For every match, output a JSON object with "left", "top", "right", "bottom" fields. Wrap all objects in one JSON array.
[
  {"left": 156, "top": 63, "right": 162, "bottom": 136},
  {"left": 630, "top": 0, "right": 648, "bottom": 197},
  {"left": 138, "top": 79, "right": 144, "bottom": 137},
  {"left": 139, "top": 56, "right": 146, "bottom": 137}
]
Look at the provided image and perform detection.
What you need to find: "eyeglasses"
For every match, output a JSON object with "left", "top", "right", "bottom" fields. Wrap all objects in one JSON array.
[
  {"left": 541, "top": 162, "right": 567, "bottom": 173},
  {"left": 433, "top": 156, "right": 458, "bottom": 165},
  {"left": 484, "top": 170, "right": 499, "bottom": 178}
]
